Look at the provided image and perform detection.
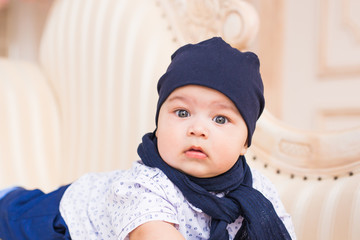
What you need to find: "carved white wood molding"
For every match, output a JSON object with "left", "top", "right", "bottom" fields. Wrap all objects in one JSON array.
[{"left": 157, "top": 0, "right": 259, "bottom": 49}]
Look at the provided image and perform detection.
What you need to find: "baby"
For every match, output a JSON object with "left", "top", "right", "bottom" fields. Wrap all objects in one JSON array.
[{"left": 0, "top": 37, "right": 296, "bottom": 239}]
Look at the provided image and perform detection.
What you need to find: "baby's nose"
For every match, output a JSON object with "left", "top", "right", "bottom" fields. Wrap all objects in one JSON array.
[{"left": 187, "top": 123, "right": 209, "bottom": 139}]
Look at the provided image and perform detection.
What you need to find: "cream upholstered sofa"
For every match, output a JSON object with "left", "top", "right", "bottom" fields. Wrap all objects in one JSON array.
[{"left": 1, "top": 0, "right": 360, "bottom": 239}]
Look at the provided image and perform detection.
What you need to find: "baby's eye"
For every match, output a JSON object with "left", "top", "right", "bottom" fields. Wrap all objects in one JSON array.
[
  {"left": 213, "top": 115, "right": 228, "bottom": 124},
  {"left": 175, "top": 109, "right": 190, "bottom": 118}
]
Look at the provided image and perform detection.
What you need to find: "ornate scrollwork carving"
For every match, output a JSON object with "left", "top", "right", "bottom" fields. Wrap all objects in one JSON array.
[
  {"left": 252, "top": 110, "right": 360, "bottom": 178},
  {"left": 279, "top": 139, "right": 313, "bottom": 158},
  {"left": 158, "top": 0, "right": 259, "bottom": 49}
]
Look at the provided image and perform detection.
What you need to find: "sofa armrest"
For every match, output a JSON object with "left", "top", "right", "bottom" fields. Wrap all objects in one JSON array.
[
  {"left": 0, "top": 58, "right": 61, "bottom": 191},
  {"left": 248, "top": 110, "right": 360, "bottom": 239}
]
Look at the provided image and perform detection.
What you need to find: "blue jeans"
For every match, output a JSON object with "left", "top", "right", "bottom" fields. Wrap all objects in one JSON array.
[
  {"left": 0, "top": 187, "right": 19, "bottom": 200},
  {"left": 0, "top": 185, "right": 71, "bottom": 240}
]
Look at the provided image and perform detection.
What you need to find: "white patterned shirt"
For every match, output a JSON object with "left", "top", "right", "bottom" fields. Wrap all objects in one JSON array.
[{"left": 60, "top": 161, "right": 296, "bottom": 239}]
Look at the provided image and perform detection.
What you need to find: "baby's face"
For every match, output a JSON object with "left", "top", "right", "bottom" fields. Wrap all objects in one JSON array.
[{"left": 156, "top": 85, "right": 248, "bottom": 178}]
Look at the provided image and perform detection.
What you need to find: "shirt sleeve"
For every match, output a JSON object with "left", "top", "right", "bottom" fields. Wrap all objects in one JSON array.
[
  {"left": 106, "top": 171, "right": 180, "bottom": 240},
  {"left": 251, "top": 169, "right": 297, "bottom": 240}
]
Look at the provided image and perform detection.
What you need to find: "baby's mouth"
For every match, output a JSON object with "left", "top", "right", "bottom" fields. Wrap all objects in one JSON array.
[{"left": 185, "top": 146, "right": 208, "bottom": 159}]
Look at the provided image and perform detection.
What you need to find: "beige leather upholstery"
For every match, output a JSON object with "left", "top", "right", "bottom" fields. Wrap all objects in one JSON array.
[
  {"left": 1, "top": 0, "right": 359, "bottom": 239},
  {"left": 248, "top": 110, "right": 360, "bottom": 240},
  {"left": 38, "top": 0, "right": 181, "bottom": 184},
  {"left": 0, "top": 58, "right": 61, "bottom": 188}
]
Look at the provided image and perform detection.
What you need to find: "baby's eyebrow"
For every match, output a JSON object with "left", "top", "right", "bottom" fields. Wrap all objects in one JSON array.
[
  {"left": 211, "top": 102, "right": 239, "bottom": 114},
  {"left": 167, "top": 95, "right": 189, "bottom": 104}
]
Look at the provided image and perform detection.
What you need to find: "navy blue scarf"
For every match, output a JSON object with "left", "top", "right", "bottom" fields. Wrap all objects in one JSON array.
[{"left": 138, "top": 132, "right": 291, "bottom": 240}]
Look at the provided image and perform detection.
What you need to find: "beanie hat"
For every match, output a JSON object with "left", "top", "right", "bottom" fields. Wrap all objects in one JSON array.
[{"left": 155, "top": 37, "right": 264, "bottom": 146}]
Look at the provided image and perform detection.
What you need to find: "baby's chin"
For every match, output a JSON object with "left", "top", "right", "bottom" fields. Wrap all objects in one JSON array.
[
  {"left": 160, "top": 156, "right": 227, "bottom": 178},
  {"left": 179, "top": 168, "right": 225, "bottom": 178}
]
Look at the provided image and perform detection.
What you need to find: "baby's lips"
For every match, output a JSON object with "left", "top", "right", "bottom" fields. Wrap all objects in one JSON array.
[{"left": 185, "top": 146, "right": 208, "bottom": 159}]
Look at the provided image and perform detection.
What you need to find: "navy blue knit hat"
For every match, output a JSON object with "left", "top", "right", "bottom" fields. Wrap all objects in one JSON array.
[{"left": 155, "top": 37, "right": 264, "bottom": 146}]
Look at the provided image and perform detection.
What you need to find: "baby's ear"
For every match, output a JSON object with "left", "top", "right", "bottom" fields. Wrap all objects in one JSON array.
[
  {"left": 240, "top": 145, "right": 248, "bottom": 156},
  {"left": 240, "top": 140, "right": 248, "bottom": 156}
]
